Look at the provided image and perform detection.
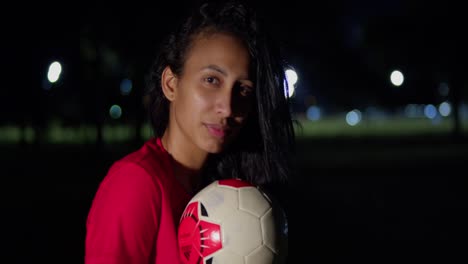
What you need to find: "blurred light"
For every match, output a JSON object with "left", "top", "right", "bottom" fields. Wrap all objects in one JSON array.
[
  {"left": 390, "top": 70, "right": 404, "bottom": 86},
  {"left": 365, "top": 106, "right": 388, "bottom": 120},
  {"left": 286, "top": 69, "right": 298, "bottom": 86},
  {"left": 404, "top": 104, "right": 418, "bottom": 118},
  {"left": 47, "top": 61, "right": 62, "bottom": 83},
  {"left": 438, "top": 82, "right": 449, "bottom": 97},
  {"left": 424, "top": 104, "right": 437, "bottom": 119},
  {"left": 109, "top": 105, "right": 122, "bottom": 119},
  {"left": 306, "top": 106, "right": 321, "bottom": 121},
  {"left": 120, "top": 78, "right": 133, "bottom": 95},
  {"left": 346, "top": 109, "right": 361, "bottom": 126},
  {"left": 404, "top": 104, "right": 426, "bottom": 118},
  {"left": 284, "top": 68, "right": 298, "bottom": 98},
  {"left": 438, "top": 101, "right": 451, "bottom": 117}
]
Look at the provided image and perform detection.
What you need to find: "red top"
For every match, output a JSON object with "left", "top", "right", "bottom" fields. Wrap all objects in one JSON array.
[{"left": 85, "top": 138, "right": 191, "bottom": 264}]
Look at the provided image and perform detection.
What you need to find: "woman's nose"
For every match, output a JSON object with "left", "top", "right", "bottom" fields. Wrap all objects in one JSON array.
[{"left": 215, "top": 89, "right": 233, "bottom": 118}]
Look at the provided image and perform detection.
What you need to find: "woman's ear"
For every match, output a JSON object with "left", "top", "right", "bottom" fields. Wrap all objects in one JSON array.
[{"left": 161, "top": 66, "right": 177, "bottom": 101}]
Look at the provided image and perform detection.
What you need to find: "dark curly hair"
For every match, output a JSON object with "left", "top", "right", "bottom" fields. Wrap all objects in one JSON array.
[{"left": 145, "top": 0, "right": 295, "bottom": 188}]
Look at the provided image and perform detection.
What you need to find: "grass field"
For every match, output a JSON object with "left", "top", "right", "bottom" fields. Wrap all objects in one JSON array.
[
  {"left": 295, "top": 115, "right": 466, "bottom": 137},
  {"left": 1, "top": 115, "right": 466, "bottom": 144}
]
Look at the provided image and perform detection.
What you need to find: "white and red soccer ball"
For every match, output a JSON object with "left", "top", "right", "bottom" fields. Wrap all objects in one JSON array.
[{"left": 178, "top": 178, "right": 287, "bottom": 264}]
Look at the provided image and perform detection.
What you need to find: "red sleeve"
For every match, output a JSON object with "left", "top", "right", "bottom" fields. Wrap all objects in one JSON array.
[{"left": 85, "top": 162, "right": 161, "bottom": 264}]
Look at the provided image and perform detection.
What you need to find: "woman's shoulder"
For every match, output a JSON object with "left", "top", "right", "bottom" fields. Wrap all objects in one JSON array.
[
  {"left": 117, "top": 137, "right": 168, "bottom": 169},
  {"left": 105, "top": 137, "right": 172, "bottom": 186}
]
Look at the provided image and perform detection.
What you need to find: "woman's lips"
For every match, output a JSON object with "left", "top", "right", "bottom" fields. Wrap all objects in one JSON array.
[{"left": 205, "top": 124, "right": 229, "bottom": 138}]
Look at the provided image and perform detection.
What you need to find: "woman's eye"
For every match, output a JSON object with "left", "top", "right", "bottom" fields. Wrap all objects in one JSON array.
[
  {"left": 239, "top": 86, "right": 253, "bottom": 97},
  {"left": 205, "top": 77, "right": 219, "bottom": 85}
]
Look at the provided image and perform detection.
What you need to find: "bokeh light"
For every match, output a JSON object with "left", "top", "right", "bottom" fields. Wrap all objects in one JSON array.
[
  {"left": 47, "top": 61, "right": 62, "bottom": 83},
  {"left": 284, "top": 68, "right": 298, "bottom": 98},
  {"left": 109, "top": 105, "right": 122, "bottom": 119},
  {"left": 390, "top": 70, "right": 404, "bottom": 87}
]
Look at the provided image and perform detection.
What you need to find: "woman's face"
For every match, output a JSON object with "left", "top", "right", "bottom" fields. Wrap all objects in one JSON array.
[{"left": 165, "top": 32, "right": 255, "bottom": 155}]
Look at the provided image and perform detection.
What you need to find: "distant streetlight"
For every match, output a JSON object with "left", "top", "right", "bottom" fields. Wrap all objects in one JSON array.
[
  {"left": 47, "top": 61, "right": 62, "bottom": 83},
  {"left": 390, "top": 70, "right": 404, "bottom": 87},
  {"left": 285, "top": 68, "right": 298, "bottom": 98}
]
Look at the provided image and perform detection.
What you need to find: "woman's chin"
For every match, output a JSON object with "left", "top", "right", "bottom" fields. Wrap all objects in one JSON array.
[{"left": 202, "top": 139, "right": 230, "bottom": 154}]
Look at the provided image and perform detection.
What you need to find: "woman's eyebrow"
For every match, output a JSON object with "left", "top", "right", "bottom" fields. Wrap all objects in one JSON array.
[
  {"left": 202, "top": 64, "right": 252, "bottom": 83},
  {"left": 202, "top": 65, "right": 227, "bottom": 76}
]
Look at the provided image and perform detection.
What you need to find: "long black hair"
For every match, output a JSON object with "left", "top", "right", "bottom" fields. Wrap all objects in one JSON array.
[{"left": 146, "top": 0, "right": 295, "bottom": 188}]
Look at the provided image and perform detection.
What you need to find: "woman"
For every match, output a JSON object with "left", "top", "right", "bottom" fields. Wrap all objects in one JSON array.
[{"left": 85, "top": 1, "right": 295, "bottom": 263}]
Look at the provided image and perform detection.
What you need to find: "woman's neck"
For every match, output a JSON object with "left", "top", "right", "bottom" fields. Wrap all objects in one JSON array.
[
  {"left": 171, "top": 159, "right": 204, "bottom": 195},
  {"left": 161, "top": 132, "right": 208, "bottom": 195}
]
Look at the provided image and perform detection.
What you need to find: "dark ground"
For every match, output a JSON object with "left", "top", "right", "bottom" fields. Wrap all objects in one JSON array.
[{"left": 1, "top": 134, "right": 467, "bottom": 263}]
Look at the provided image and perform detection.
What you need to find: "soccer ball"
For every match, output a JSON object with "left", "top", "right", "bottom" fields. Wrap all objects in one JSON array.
[{"left": 177, "top": 178, "right": 287, "bottom": 264}]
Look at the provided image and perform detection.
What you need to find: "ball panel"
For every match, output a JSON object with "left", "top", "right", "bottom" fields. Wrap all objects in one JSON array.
[
  {"left": 261, "top": 208, "right": 277, "bottom": 254},
  {"left": 191, "top": 181, "right": 218, "bottom": 201},
  {"left": 222, "top": 210, "right": 262, "bottom": 256},
  {"left": 238, "top": 187, "right": 271, "bottom": 218},
  {"left": 209, "top": 248, "right": 244, "bottom": 264},
  {"left": 178, "top": 201, "right": 224, "bottom": 264},
  {"left": 178, "top": 202, "right": 202, "bottom": 263},
  {"left": 198, "top": 187, "right": 239, "bottom": 223},
  {"left": 245, "top": 245, "right": 275, "bottom": 264},
  {"left": 198, "top": 220, "right": 223, "bottom": 258}
]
